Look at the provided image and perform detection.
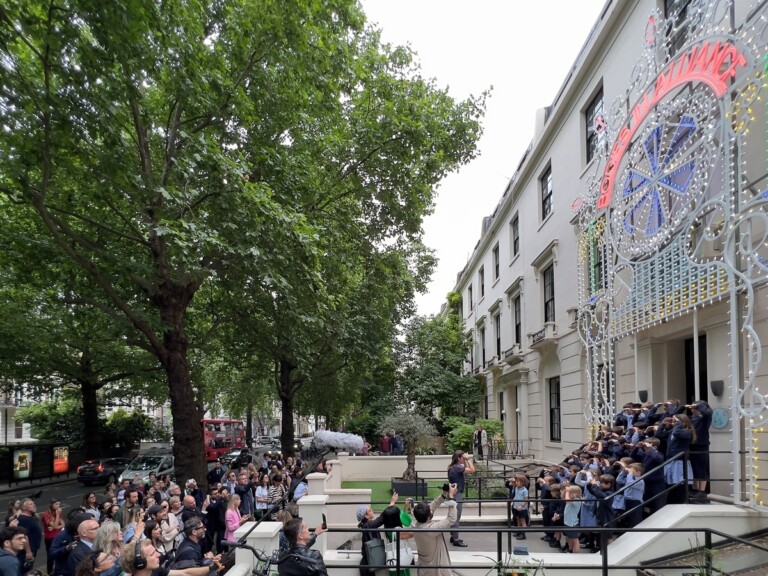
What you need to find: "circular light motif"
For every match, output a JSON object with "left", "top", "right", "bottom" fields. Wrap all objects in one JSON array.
[{"left": 610, "top": 88, "right": 719, "bottom": 259}]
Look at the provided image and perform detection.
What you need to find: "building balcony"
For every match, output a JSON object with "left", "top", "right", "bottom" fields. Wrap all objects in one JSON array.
[
  {"left": 528, "top": 322, "right": 559, "bottom": 350},
  {"left": 502, "top": 344, "right": 524, "bottom": 366}
]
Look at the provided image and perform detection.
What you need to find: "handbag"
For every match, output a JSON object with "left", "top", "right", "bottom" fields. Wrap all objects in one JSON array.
[
  {"left": 385, "top": 537, "right": 414, "bottom": 571},
  {"left": 364, "top": 537, "right": 386, "bottom": 568}
]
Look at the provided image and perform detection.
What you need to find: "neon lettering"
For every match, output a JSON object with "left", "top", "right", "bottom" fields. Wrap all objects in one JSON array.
[{"left": 596, "top": 39, "right": 746, "bottom": 209}]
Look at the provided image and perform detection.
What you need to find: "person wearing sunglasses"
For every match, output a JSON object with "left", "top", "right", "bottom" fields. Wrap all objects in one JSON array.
[{"left": 171, "top": 519, "right": 220, "bottom": 570}]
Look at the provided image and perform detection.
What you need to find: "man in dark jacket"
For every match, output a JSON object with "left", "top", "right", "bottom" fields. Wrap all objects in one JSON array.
[
  {"left": 67, "top": 517, "right": 99, "bottom": 576},
  {"left": 0, "top": 526, "right": 27, "bottom": 576},
  {"left": 172, "top": 519, "right": 220, "bottom": 569},
  {"left": 277, "top": 518, "right": 327, "bottom": 576},
  {"left": 50, "top": 513, "right": 91, "bottom": 576}
]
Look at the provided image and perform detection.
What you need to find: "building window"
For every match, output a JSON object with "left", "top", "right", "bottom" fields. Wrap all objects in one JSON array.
[
  {"left": 479, "top": 326, "right": 486, "bottom": 366},
  {"left": 468, "top": 285, "right": 474, "bottom": 310},
  {"left": 468, "top": 330, "right": 475, "bottom": 372},
  {"left": 541, "top": 166, "right": 553, "bottom": 220},
  {"left": 479, "top": 267, "right": 485, "bottom": 298},
  {"left": 586, "top": 88, "right": 604, "bottom": 163},
  {"left": 586, "top": 215, "right": 607, "bottom": 296},
  {"left": 511, "top": 215, "right": 520, "bottom": 256},
  {"left": 543, "top": 264, "right": 555, "bottom": 323},
  {"left": 14, "top": 419, "right": 23, "bottom": 439},
  {"left": 499, "top": 391, "right": 505, "bottom": 421},
  {"left": 493, "top": 312, "right": 501, "bottom": 359},
  {"left": 492, "top": 244, "right": 500, "bottom": 279},
  {"left": 549, "top": 377, "right": 561, "bottom": 442},
  {"left": 513, "top": 295, "right": 522, "bottom": 345},
  {"left": 665, "top": 0, "right": 692, "bottom": 56}
]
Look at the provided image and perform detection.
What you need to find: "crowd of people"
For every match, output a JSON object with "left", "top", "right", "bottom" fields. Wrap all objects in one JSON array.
[
  {"left": 0, "top": 398, "right": 714, "bottom": 576},
  {"left": 509, "top": 398, "right": 713, "bottom": 553},
  {"left": 0, "top": 451, "right": 329, "bottom": 576}
]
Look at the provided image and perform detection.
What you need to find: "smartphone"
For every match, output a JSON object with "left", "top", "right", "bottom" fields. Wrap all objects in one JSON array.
[{"left": 321, "top": 513, "right": 327, "bottom": 530}]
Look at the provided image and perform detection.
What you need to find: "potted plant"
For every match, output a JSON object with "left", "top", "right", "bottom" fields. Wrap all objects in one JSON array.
[{"left": 476, "top": 554, "right": 545, "bottom": 576}]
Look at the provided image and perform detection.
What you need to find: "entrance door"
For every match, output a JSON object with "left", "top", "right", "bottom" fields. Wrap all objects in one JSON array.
[{"left": 684, "top": 335, "right": 708, "bottom": 403}]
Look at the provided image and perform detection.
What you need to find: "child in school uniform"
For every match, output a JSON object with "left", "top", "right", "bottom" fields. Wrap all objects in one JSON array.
[
  {"left": 548, "top": 483, "right": 565, "bottom": 549},
  {"left": 618, "top": 462, "right": 645, "bottom": 528},
  {"left": 586, "top": 474, "right": 618, "bottom": 552},
  {"left": 574, "top": 468, "right": 600, "bottom": 552},
  {"left": 563, "top": 485, "right": 583, "bottom": 553},
  {"left": 507, "top": 474, "right": 529, "bottom": 540},
  {"left": 537, "top": 475, "right": 556, "bottom": 543}
]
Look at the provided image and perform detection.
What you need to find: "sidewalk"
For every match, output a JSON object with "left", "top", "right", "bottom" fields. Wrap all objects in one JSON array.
[{"left": 0, "top": 472, "right": 77, "bottom": 496}]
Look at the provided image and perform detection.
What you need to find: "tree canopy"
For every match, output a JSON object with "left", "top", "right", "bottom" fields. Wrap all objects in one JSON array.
[{"left": 0, "top": 1, "right": 485, "bottom": 478}]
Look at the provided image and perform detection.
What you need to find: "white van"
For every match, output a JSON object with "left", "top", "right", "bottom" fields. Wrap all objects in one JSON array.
[{"left": 118, "top": 451, "right": 174, "bottom": 484}]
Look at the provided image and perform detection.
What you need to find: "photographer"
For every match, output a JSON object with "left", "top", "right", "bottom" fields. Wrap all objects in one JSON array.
[
  {"left": 411, "top": 483, "right": 458, "bottom": 576},
  {"left": 446, "top": 450, "right": 474, "bottom": 547}
]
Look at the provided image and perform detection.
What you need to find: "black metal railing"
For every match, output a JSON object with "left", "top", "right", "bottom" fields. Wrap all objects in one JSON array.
[{"left": 336, "top": 524, "right": 768, "bottom": 576}]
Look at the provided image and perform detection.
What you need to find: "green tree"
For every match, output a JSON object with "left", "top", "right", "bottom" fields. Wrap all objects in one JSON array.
[
  {"left": 18, "top": 399, "right": 87, "bottom": 448},
  {"left": 0, "top": 206, "right": 164, "bottom": 456},
  {"left": 379, "top": 412, "right": 435, "bottom": 481},
  {"left": 103, "top": 409, "right": 155, "bottom": 451},
  {"left": 396, "top": 294, "right": 482, "bottom": 427},
  {"left": 0, "top": 1, "right": 484, "bottom": 477}
]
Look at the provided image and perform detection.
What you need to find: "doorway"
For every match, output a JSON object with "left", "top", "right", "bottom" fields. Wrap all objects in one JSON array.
[{"left": 684, "top": 334, "right": 708, "bottom": 403}]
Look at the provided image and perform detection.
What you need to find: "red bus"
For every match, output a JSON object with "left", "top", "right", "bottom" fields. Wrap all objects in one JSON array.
[{"left": 202, "top": 419, "right": 245, "bottom": 461}]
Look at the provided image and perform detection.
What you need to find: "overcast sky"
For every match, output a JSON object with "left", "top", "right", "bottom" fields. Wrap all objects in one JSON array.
[{"left": 360, "top": 0, "right": 607, "bottom": 315}]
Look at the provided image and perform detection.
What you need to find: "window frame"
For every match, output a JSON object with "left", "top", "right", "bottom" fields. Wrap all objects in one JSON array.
[
  {"left": 543, "top": 264, "right": 555, "bottom": 323},
  {"left": 493, "top": 311, "right": 501, "bottom": 359},
  {"left": 540, "top": 165, "right": 553, "bottom": 220},
  {"left": 585, "top": 88, "right": 604, "bottom": 163},
  {"left": 479, "top": 267, "right": 485, "bottom": 299},
  {"left": 513, "top": 295, "right": 522, "bottom": 345},
  {"left": 492, "top": 243, "right": 500, "bottom": 280},
  {"left": 511, "top": 215, "right": 520, "bottom": 257},
  {"left": 549, "top": 376, "right": 562, "bottom": 442}
]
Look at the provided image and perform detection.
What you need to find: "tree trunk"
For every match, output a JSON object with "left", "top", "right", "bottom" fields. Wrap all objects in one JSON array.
[
  {"left": 80, "top": 378, "right": 102, "bottom": 457},
  {"left": 245, "top": 398, "right": 253, "bottom": 447},
  {"left": 278, "top": 358, "right": 296, "bottom": 457},
  {"left": 403, "top": 446, "right": 417, "bottom": 481},
  {"left": 156, "top": 286, "right": 207, "bottom": 488}
]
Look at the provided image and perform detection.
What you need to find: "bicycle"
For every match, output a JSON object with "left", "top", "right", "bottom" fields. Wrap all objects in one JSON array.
[{"left": 221, "top": 540, "right": 287, "bottom": 576}]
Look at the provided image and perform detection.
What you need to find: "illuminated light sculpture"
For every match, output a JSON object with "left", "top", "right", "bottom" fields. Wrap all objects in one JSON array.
[{"left": 575, "top": 1, "right": 768, "bottom": 510}]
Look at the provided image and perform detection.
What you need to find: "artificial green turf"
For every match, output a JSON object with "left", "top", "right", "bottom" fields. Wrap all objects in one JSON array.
[{"left": 341, "top": 480, "right": 446, "bottom": 506}]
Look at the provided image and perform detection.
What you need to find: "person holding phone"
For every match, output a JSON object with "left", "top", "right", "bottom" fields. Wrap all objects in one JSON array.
[
  {"left": 411, "top": 482, "right": 459, "bottom": 576},
  {"left": 224, "top": 495, "right": 251, "bottom": 542},
  {"left": 446, "top": 450, "right": 474, "bottom": 547}
]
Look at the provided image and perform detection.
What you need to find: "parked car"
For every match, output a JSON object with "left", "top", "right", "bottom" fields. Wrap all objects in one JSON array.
[
  {"left": 77, "top": 457, "right": 132, "bottom": 485},
  {"left": 220, "top": 448, "right": 253, "bottom": 469},
  {"left": 257, "top": 436, "right": 274, "bottom": 446},
  {"left": 119, "top": 451, "right": 174, "bottom": 484}
]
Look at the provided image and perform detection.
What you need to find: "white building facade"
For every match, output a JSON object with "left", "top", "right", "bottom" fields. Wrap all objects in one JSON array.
[{"left": 454, "top": 0, "right": 768, "bottom": 509}]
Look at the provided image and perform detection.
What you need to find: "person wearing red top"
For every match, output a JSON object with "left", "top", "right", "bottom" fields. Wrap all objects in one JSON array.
[{"left": 41, "top": 498, "right": 64, "bottom": 574}]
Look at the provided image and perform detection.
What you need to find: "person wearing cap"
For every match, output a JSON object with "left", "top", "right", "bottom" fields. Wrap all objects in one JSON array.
[
  {"left": 356, "top": 493, "right": 399, "bottom": 576},
  {"left": 146, "top": 504, "right": 179, "bottom": 555}
]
